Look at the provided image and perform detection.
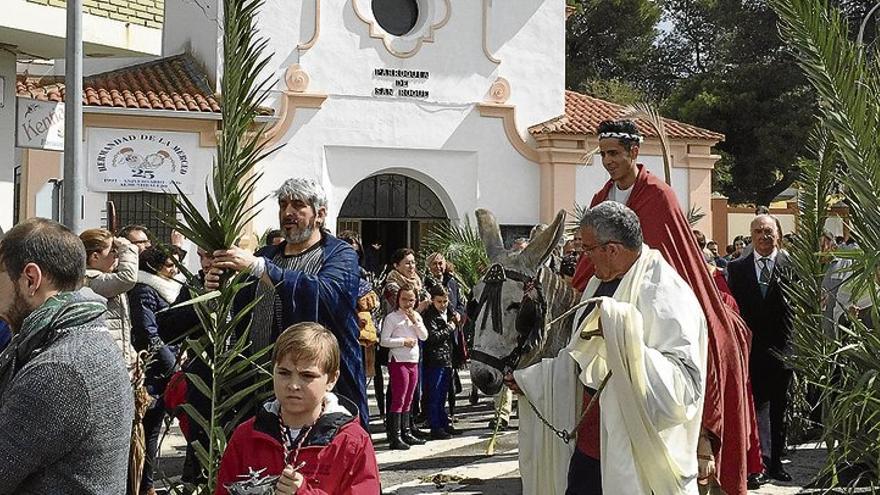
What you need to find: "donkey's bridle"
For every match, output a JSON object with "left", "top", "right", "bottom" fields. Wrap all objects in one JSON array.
[
  {"left": 470, "top": 261, "right": 605, "bottom": 445},
  {"left": 469, "top": 263, "right": 547, "bottom": 375}
]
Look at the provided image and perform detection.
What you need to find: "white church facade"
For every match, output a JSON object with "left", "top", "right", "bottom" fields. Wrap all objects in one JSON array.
[{"left": 11, "top": 0, "right": 722, "bottom": 256}]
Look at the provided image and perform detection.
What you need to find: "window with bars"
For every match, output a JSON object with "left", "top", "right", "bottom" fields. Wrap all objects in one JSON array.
[
  {"left": 336, "top": 220, "right": 362, "bottom": 238},
  {"left": 107, "top": 191, "right": 177, "bottom": 243}
]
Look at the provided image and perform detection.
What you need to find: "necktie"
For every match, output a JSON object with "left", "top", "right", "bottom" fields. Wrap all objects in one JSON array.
[{"left": 758, "top": 257, "right": 771, "bottom": 297}]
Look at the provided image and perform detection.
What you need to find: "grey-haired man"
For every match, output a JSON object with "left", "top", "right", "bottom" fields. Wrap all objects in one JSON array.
[
  {"left": 208, "top": 178, "right": 369, "bottom": 425},
  {"left": 506, "top": 202, "right": 708, "bottom": 495}
]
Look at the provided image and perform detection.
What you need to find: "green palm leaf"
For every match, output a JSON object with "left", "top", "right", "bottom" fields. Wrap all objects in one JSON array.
[
  {"left": 420, "top": 216, "right": 490, "bottom": 294},
  {"left": 148, "top": 0, "right": 280, "bottom": 491},
  {"left": 772, "top": 0, "right": 880, "bottom": 484}
]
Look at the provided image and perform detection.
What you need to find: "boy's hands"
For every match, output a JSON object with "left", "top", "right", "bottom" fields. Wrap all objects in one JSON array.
[{"left": 275, "top": 464, "right": 303, "bottom": 494}]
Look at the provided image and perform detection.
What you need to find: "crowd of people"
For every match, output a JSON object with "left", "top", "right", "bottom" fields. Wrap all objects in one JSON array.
[
  {"left": 0, "top": 119, "right": 862, "bottom": 495},
  {"left": 0, "top": 176, "right": 497, "bottom": 495}
]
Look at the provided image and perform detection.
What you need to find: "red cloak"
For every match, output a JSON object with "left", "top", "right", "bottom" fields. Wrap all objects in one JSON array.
[{"left": 572, "top": 165, "right": 757, "bottom": 495}]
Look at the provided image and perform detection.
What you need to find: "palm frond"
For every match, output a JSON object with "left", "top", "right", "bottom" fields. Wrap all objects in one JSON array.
[
  {"left": 773, "top": 0, "right": 880, "bottom": 483},
  {"left": 565, "top": 202, "right": 590, "bottom": 237},
  {"left": 149, "top": 0, "right": 280, "bottom": 491},
  {"left": 623, "top": 101, "right": 672, "bottom": 185},
  {"left": 686, "top": 205, "right": 706, "bottom": 226},
  {"left": 420, "top": 216, "right": 489, "bottom": 294}
]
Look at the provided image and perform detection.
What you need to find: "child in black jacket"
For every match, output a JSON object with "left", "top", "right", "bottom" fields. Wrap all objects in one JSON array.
[{"left": 420, "top": 286, "right": 463, "bottom": 439}]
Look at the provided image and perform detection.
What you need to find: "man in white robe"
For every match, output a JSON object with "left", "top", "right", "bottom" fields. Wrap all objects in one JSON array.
[{"left": 508, "top": 201, "right": 708, "bottom": 494}]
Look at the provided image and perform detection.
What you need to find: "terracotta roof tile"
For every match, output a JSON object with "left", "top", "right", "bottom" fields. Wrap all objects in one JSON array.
[
  {"left": 16, "top": 55, "right": 222, "bottom": 114},
  {"left": 529, "top": 91, "right": 724, "bottom": 141}
]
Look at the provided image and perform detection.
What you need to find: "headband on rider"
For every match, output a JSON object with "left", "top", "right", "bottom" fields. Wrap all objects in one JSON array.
[{"left": 598, "top": 131, "right": 643, "bottom": 143}]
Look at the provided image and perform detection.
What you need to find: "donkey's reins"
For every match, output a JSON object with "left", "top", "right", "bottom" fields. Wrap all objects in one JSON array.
[{"left": 527, "top": 367, "right": 612, "bottom": 444}]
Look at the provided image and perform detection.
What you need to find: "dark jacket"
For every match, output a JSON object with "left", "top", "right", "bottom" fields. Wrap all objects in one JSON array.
[
  {"left": 727, "top": 251, "right": 794, "bottom": 369},
  {"left": 129, "top": 275, "right": 175, "bottom": 351},
  {"left": 128, "top": 272, "right": 180, "bottom": 397},
  {"left": 233, "top": 232, "right": 369, "bottom": 425},
  {"left": 0, "top": 322, "right": 9, "bottom": 352},
  {"left": 215, "top": 394, "right": 379, "bottom": 495},
  {"left": 424, "top": 272, "right": 465, "bottom": 317},
  {"left": 421, "top": 305, "right": 455, "bottom": 368},
  {"left": 156, "top": 271, "right": 207, "bottom": 345}
]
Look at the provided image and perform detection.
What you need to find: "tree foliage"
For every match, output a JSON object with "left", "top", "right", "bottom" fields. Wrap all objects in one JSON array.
[
  {"left": 660, "top": 0, "right": 816, "bottom": 205},
  {"left": 566, "top": 0, "right": 669, "bottom": 100}
]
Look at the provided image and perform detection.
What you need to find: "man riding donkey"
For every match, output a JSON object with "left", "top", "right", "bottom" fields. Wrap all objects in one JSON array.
[
  {"left": 568, "top": 120, "right": 761, "bottom": 494},
  {"left": 507, "top": 201, "right": 709, "bottom": 494}
]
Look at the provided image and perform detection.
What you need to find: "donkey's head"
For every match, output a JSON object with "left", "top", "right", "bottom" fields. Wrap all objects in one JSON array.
[{"left": 468, "top": 208, "right": 566, "bottom": 395}]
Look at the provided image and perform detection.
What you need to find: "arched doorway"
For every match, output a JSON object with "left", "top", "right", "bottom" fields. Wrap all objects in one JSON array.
[{"left": 338, "top": 173, "right": 448, "bottom": 272}]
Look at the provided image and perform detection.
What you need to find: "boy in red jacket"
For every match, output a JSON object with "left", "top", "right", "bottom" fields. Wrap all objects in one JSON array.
[{"left": 216, "top": 322, "right": 380, "bottom": 494}]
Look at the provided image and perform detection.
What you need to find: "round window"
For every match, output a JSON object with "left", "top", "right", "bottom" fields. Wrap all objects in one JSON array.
[{"left": 372, "top": 0, "right": 419, "bottom": 36}]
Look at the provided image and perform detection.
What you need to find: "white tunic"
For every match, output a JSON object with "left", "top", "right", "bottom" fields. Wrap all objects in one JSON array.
[{"left": 514, "top": 247, "right": 708, "bottom": 495}]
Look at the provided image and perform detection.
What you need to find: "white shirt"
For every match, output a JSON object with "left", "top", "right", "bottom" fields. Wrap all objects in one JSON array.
[
  {"left": 753, "top": 248, "right": 778, "bottom": 283},
  {"left": 609, "top": 183, "right": 634, "bottom": 205},
  {"left": 380, "top": 310, "right": 428, "bottom": 363}
]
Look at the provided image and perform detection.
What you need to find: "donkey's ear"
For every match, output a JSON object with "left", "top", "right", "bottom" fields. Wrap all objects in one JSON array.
[
  {"left": 520, "top": 210, "right": 566, "bottom": 269},
  {"left": 476, "top": 208, "right": 506, "bottom": 261}
]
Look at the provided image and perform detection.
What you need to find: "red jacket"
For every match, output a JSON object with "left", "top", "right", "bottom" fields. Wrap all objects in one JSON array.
[{"left": 216, "top": 395, "right": 380, "bottom": 495}]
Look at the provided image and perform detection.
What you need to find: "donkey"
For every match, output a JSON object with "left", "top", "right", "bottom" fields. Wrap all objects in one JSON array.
[{"left": 468, "top": 208, "right": 579, "bottom": 396}]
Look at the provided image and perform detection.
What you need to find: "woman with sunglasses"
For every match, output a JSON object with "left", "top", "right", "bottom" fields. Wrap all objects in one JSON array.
[{"left": 80, "top": 228, "right": 139, "bottom": 368}]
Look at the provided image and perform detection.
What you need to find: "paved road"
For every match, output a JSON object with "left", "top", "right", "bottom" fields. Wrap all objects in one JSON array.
[{"left": 157, "top": 370, "right": 831, "bottom": 494}]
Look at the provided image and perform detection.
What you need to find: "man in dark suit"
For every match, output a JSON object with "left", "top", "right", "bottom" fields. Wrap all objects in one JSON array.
[{"left": 727, "top": 215, "right": 794, "bottom": 486}]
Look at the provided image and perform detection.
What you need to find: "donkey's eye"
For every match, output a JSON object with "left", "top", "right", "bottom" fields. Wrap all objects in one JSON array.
[{"left": 506, "top": 302, "right": 521, "bottom": 312}]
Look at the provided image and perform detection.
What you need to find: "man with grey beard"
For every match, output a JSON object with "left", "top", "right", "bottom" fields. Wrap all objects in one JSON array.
[
  {"left": 208, "top": 177, "right": 369, "bottom": 425},
  {"left": 0, "top": 218, "right": 133, "bottom": 494}
]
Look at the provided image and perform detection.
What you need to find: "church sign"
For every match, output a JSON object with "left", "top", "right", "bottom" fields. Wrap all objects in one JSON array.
[
  {"left": 373, "top": 67, "right": 430, "bottom": 98},
  {"left": 87, "top": 129, "right": 198, "bottom": 194}
]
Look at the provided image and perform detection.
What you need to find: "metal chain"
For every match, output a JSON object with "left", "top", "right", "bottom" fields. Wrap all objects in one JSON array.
[{"left": 522, "top": 371, "right": 612, "bottom": 445}]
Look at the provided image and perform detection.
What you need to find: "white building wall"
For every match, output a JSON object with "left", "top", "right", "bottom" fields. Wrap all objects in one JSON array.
[
  {"left": 0, "top": 51, "right": 16, "bottom": 231},
  {"left": 253, "top": 97, "right": 541, "bottom": 233},
  {"left": 575, "top": 154, "right": 690, "bottom": 212},
  {"left": 247, "top": 0, "right": 564, "bottom": 232},
  {"left": 278, "top": 0, "right": 564, "bottom": 134},
  {"left": 162, "top": 0, "right": 221, "bottom": 87}
]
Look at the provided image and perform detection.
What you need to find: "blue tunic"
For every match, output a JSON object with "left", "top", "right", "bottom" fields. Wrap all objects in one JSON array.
[{"left": 236, "top": 232, "right": 369, "bottom": 425}]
